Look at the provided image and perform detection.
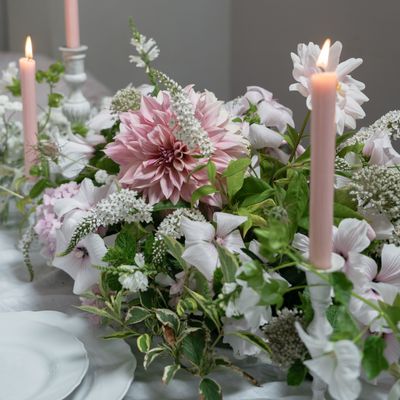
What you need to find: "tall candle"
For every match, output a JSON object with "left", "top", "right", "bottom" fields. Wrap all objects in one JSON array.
[
  {"left": 19, "top": 36, "right": 38, "bottom": 178},
  {"left": 309, "top": 39, "right": 337, "bottom": 269},
  {"left": 64, "top": 0, "right": 80, "bottom": 48}
]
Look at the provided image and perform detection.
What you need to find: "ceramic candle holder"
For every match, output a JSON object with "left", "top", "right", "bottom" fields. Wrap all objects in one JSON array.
[
  {"left": 304, "top": 253, "right": 344, "bottom": 400},
  {"left": 59, "top": 45, "right": 91, "bottom": 123}
]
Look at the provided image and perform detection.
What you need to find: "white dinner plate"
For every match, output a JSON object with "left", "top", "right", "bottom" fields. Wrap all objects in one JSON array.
[
  {"left": 1, "top": 311, "right": 136, "bottom": 400},
  {"left": 0, "top": 317, "right": 89, "bottom": 400}
]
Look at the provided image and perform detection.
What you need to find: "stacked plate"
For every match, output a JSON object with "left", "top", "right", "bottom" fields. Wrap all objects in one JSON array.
[{"left": 0, "top": 311, "right": 136, "bottom": 400}]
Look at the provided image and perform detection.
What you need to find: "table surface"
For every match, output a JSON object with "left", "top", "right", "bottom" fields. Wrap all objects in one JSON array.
[{"left": 0, "top": 223, "right": 392, "bottom": 400}]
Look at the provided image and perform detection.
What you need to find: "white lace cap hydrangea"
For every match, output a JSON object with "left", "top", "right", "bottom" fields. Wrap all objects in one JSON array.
[
  {"left": 290, "top": 41, "right": 368, "bottom": 135},
  {"left": 296, "top": 322, "right": 362, "bottom": 400}
]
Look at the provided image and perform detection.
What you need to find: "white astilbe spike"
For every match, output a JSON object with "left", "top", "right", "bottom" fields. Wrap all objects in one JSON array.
[{"left": 60, "top": 189, "right": 153, "bottom": 256}]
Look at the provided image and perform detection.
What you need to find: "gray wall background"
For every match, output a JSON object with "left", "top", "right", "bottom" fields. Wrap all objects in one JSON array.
[{"left": 2, "top": 0, "right": 400, "bottom": 128}]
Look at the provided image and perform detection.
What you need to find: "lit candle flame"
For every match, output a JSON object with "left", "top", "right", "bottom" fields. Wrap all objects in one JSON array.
[
  {"left": 316, "top": 38, "right": 331, "bottom": 70},
  {"left": 25, "top": 36, "right": 33, "bottom": 60}
]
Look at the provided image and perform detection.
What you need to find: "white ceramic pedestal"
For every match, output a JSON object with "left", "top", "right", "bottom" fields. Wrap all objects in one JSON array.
[{"left": 59, "top": 45, "right": 91, "bottom": 123}]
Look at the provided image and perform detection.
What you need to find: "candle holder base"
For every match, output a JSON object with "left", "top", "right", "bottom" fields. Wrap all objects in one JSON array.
[
  {"left": 304, "top": 254, "right": 344, "bottom": 400},
  {"left": 59, "top": 45, "right": 91, "bottom": 123}
]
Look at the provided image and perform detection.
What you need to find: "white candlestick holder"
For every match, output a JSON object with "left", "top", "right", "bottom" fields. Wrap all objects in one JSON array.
[
  {"left": 59, "top": 45, "right": 91, "bottom": 123},
  {"left": 304, "top": 254, "right": 344, "bottom": 400}
]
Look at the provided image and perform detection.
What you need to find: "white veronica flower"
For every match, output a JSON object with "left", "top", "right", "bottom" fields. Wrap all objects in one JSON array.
[
  {"left": 296, "top": 323, "right": 362, "bottom": 400},
  {"left": 181, "top": 212, "right": 248, "bottom": 280},
  {"left": 290, "top": 41, "right": 368, "bottom": 134},
  {"left": 53, "top": 218, "right": 107, "bottom": 294}
]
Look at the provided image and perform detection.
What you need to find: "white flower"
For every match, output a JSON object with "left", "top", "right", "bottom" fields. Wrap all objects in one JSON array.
[
  {"left": 245, "top": 86, "right": 295, "bottom": 133},
  {"left": 363, "top": 130, "right": 400, "bottom": 166},
  {"left": 293, "top": 218, "right": 375, "bottom": 269},
  {"left": 129, "top": 34, "right": 160, "bottom": 67},
  {"left": 94, "top": 169, "right": 110, "bottom": 184},
  {"left": 296, "top": 323, "right": 362, "bottom": 400},
  {"left": 53, "top": 218, "right": 107, "bottom": 294},
  {"left": 0, "top": 94, "right": 22, "bottom": 115},
  {"left": 54, "top": 132, "right": 105, "bottom": 178},
  {"left": 346, "top": 244, "right": 400, "bottom": 331},
  {"left": 222, "top": 282, "right": 237, "bottom": 295},
  {"left": 290, "top": 41, "right": 368, "bottom": 134},
  {"left": 181, "top": 212, "right": 248, "bottom": 280},
  {"left": 119, "top": 254, "right": 148, "bottom": 292},
  {"left": 0, "top": 62, "right": 18, "bottom": 93},
  {"left": 54, "top": 178, "right": 116, "bottom": 219}
]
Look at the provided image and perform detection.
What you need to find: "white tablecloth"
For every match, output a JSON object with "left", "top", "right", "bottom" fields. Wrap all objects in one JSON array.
[{"left": 0, "top": 224, "right": 391, "bottom": 400}]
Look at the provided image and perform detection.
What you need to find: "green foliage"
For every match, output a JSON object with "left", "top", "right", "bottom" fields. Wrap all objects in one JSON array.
[
  {"left": 191, "top": 185, "right": 218, "bottom": 206},
  {"left": 287, "top": 359, "right": 307, "bottom": 386},
  {"left": 255, "top": 219, "right": 291, "bottom": 259},
  {"left": 329, "top": 272, "right": 353, "bottom": 305},
  {"left": 126, "top": 306, "right": 151, "bottom": 325},
  {"left": 362, "top": 336, "right": 389, "bottom": 379},
  {"left": 233, "top": 331, "right": 272, "bottom": 355},
  {"left": 223, "top": 158, "right": 252, "bottom": 199},
  {"left": 162, "top": 364, "right": 181, "bottom": 384},
  {"left": 328, "top": 305, "right": 359, "bottom": 340},
  {"left": 29, "top": 178, "right": 53, "bottom": 198},
  {"left": 199, "top": 378, "right": 222, "bottom": 400},
  {"left": 6, "top": 77, "right": 21, "bottom": 96},
  {"left": 155, "top": 309, "right": 180, "bottom": 332},
  {"left": 216, "top": 244, "right": 239, "bottom": 283},
  {"left": 137, "top": 334, "right": 152, "bottom": 353}
]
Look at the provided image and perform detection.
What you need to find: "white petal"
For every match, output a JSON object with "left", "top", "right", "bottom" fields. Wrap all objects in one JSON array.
[
  {"left": 292, "top": 233, "right": 310, "bottom": 253},
  {"left": 295, "top": 322, "right": 327, "bottom": 358},
  {"left": 181, "top": 217, "right": 215, "bottom": 243},
  {"left": 248, "top": 124, "right": 283, "bottom": 150},
  {"left": 73, "top": 264, "right": 100, "bottom": 295},
  {"left": 182, "top": 242, "right": 219, "bottom": 280},
  {"left": 82, "top": 233, "right": 108, "bottom": 266},
  {"left": 377, "top": 244, "right": 400, "bottom": 285},
  {"left": 214, "top": 212, "right": 247, "bottom": 238}
]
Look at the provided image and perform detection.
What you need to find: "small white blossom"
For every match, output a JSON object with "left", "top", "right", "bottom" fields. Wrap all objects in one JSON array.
[
  {"left": 129, "top": 35, "right": 160, "bottom": 67},
  {"left": 222, "top": 282, "right": 237, "bottom": 295},
  {"left": 118, "top": 253, "right": 148, "bottom": 292},
  {"left": 0, "top": 62, "right": 18, "bottom": 93},
  {"left": 94, "top": 169, "right": 110, "bottom": 184}
]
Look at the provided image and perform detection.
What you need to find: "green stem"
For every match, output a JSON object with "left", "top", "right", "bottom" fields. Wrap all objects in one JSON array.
[
  {"left": 289, "top": 110, "right": 311, "bottom": 162},
  {"left": 0, "top": 184, "right": 24, "bottom": 199}
]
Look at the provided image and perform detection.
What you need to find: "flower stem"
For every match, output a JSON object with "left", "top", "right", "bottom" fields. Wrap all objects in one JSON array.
[
  {"left": 289, "top": 110, "right": 311, "bottom": 162},
  {"left": 0, "top": 184, "right": 24, "bottom": 199}
]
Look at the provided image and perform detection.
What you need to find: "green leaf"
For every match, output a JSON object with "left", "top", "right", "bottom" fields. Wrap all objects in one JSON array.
[
  {"left": 362, "top": 336, "right": 389, "bottom": 379},
  {"left": 234, "top": 331, "right": 272, "bottom": 355},
  {"left": 207, "top": 161, "right": 217, "bottom": 185},
  {"left": 126, "top": 306, "right": 151, "bottom": 325},
  {"left": 330, "top": 272, "right": 353, "bottom": 305},
  {"left": 137, "top": 333, "right": 152, "bottom": 353},
  {"left": 216, "top": 244, "right": 239, "bottom": 283},
  {"left": 284, "top": 125, "right": 299, "bottom": 150},
  {"left": 334, "top": 187, "right": 358, "bottom": 210},
  {"left": 235, "top": 176, "right": 271, "bottom": 203},
  {"left": 6, "top": 77, "right": 21, "bottom": 96},
  {"left": 191, "top": 185, "right": 218, "bottom": 206},
  {"left": 163, "top": 236, "right": 189, "bottom": 270},
  {"left": 29, "top": 178, "right": 52, "bottom": 198},
  {"left": 48, "top": 92, "right": 63, "bottom": 108},
  {"left": 329, "top": 305, "right": 359, "bottom": 340},
  {"left": 78, "top": 305, "right": 120, "bottom": 324},
  {"left": 103, "top": 330, "right": 136, "bottom": 340},
  {"left": 223, "top": 158, "right": 251, "bottom": 199},
  {"left": 287, "top": 359, "right": 307, "bottom": 386},
  {"left": 199, "top": 378, "right": 222, "bottom": 400},
  {"left": 185, "top": 288, "right": 221, "bottom": 330},
  {"left": 162, "top": 364, "right": 181, "bottom": 384},
  {"left": 182, "top": 330, "right": 206, "bottom": 367},
  {"left": 334, "top": 203, "right": 363, "bottom": 220},
  {"left": 144, "top": 347, "right": 165, "bottom": 369},
  {"left": 152, "top": 200, "right": 188, "bottom": 212},
  {"left": 154, "top": 309, "right": 180, "bottom": 332},
  {"left": 115, "top": 229, "right": 136, "bottom": 260},
  {"left": 255, "top": 219, "right": 290, "bottom": 257}
]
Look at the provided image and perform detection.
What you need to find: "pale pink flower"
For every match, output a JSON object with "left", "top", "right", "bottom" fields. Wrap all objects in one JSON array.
[
  {"left": 363, "top": 130, "right": 400, "bottom": 166},
  {"left": 34, "top": 182, "right": 79, "bottom": 259},
  {"left": 105, "top": 89, "right": 247, "bottom": 205},
  {"left": 346, "top": 244, "right": 400, "bottom": 331},
  {"left": 181, "top": 212, "right": 248, "bottom": 280},
  {"left": 293, "top": 218, "right": 375, "bottom": 270}
]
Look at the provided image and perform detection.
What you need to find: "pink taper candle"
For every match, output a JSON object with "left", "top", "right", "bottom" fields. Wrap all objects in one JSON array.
[
  {"left": 64, "top": 0, "right": 80, "bottom": 48},
  {"left": 19, "top": 36, "right": 38, "bottom": 178},
  {"left": 309, "top": 39, "right": 337, "bottom": 269}
]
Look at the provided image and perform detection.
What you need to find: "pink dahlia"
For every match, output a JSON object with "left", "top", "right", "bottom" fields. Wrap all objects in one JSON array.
[
  {"left": 105, "top": 88, "right": 247, "bottom": 205},
  {"left": 34, "top": 182, "right": 79, "bottom": 260}
]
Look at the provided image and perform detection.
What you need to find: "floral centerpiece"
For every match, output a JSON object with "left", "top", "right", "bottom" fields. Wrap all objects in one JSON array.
[{"left": 2, "top": 21, "right": 400, "bottom": 400}]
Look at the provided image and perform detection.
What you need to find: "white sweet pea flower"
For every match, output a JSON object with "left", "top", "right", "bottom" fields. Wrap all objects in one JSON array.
[
  {"left": 54, "top": 178, "right": 116, "bottom": 219},
  {"left": 363, "top": 130, "right": 400, "bottom": 166},
  {"left": 53, "top": 218, "right": 107, "bottom": 294},
  {"left": 293, "top": 218, "right": 375, "bottom": 270},
  {"left": 296, "top": 323, "right": 362, "bottom": 400},
  {"left": 346, "top": 244, "right": 400, "bottom": 331},
  {"left": 54, "top": 132, "right": 105, "bottom": 178},
  {"left": 181, "top": 212, "right": 248, "bottom": 280},
  {"left": 290, "top": 41, "right": 368, "bottom": 135}
]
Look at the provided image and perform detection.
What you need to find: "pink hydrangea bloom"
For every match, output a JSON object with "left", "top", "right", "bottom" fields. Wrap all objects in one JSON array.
[
  {"left": 34, "top": 182, "right": 79, "bottom": 259},
  {"left": 105, "top": 88, "right": 247, "bottom": 206}
]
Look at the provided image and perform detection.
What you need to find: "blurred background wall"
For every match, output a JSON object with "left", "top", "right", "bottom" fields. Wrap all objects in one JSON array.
[{"left": 1, "top": 0, "right": 400, "bottom": 128}]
